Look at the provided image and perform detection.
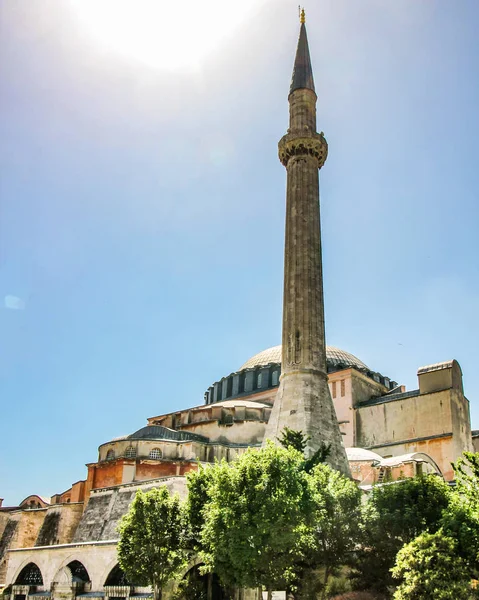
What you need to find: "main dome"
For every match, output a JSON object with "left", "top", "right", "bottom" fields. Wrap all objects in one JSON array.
[{"left": 240, "top": 345, "right": 369, "bottom": 372}]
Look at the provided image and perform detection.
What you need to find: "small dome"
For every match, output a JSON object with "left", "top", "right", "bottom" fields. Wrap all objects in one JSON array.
[
  {"left": 346, "top": 447, "right": 383, "bottom": 462},
  {"left": 240, "top": 345, "right": 369, "bottom": 372}
]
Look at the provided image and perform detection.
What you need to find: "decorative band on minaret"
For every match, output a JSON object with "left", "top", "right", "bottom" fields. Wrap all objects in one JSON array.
[{"left": 264, "top": 12, "right": 351, "bottom": 476}]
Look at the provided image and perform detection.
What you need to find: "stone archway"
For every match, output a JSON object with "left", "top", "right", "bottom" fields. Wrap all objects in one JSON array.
[
  {"left": 175, "top": 564, "right": 231, "bottom": 600},
  {"left": 14, "top": 563, "right": 43, "bottom": 586}
]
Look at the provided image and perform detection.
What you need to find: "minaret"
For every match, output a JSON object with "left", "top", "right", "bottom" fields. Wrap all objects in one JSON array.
[{"left": 264, "top": 10, "right": 350, "bottom": 475}]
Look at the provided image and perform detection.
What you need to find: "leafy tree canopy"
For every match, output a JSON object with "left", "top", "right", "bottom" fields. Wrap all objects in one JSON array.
[
  {"left": 196, "top": 442, "right": 314, "bottom": 595},
  {"left": 392, "top": 531, "right": 471, "bottom": 600},
  {"left": 117, "top": 487, "right": 188, "bottom": 600},
  {"left": 352, "top": 475, "right": 451, "bottom": 593},
  {"left": 296, "top": 464, "right": 362, "bottom": 599},
  {"left": 442, "top": 452, "right": 479, "bottom": 578}
]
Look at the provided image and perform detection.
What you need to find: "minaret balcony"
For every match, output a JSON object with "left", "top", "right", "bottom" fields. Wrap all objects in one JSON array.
[{"left": 278, "top": 131, "right": 328, "bottom": 168}]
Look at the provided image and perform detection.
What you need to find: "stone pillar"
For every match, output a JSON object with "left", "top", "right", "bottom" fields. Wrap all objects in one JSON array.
[{"left": 263, "top": 21, "right": 350, "bottom": 476}]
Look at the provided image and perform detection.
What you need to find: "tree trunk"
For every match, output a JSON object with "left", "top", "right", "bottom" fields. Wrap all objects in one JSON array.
[
  {"left": 207, "top": 573, "right": 213, "bottom": 600},
  {"left": 319, "top": 568, "right": 330, "bottom": 600},
  {"left": 267, "top": 589, "right": 273, "bottom": 600},
  {"left": 153, "top": 585, "right": 162, "bottom": 600}
]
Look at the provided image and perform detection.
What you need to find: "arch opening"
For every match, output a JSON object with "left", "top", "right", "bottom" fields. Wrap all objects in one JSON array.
[
  {"left": 176, "top": 565, "right": 230, "bottom": 600},
  {"left": 15, "top": 563, "right": 43, "bottom": 585},
  {"left": 67, "top": 561, "right": 90, "bottom": 583},
  {"left": 104, "top": 564, "right": 132, "bottom": 586}
]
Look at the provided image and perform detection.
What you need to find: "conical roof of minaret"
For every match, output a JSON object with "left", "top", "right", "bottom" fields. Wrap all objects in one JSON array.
[{"left": 290, "top": 18, "right": 315, "bottom": 95}]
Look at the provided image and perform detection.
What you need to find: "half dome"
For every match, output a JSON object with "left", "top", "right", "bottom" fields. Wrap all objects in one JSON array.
[{"left": 240, "top": 345, "right": 369, "bottom": 372}]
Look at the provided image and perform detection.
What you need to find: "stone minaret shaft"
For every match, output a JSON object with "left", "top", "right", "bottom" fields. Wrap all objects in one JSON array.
[{"left": 264, "top": 14, "right": 350, "bottom": 475}]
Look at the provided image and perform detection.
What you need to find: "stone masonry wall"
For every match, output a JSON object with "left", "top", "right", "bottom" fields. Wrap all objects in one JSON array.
[{"left": 73, "top": 477, "right": 188, "bottom": 544}]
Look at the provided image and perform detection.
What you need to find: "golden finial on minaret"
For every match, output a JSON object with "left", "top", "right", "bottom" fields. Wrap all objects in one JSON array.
[{"left": 300, "top": 7, "right": 306, "bottom": 24}]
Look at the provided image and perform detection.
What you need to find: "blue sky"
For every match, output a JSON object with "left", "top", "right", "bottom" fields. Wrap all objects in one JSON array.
[{"left": 1, "top": 0, "right": 478, "bottom": 505}]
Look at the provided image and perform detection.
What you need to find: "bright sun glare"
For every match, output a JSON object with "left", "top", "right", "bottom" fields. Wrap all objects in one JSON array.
[{"left": 70, "top": 0, "right": 259, "bottom": 70}]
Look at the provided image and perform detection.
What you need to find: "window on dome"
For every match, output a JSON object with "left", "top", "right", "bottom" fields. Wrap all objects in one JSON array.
[
  {"left": 149, "top": 448, "right": 162, "bottom": 460},
  {"left": 125, "top": 446, "right": 136, "bottom": 459},
  {"left": 106, "top": 449, "right": 115, "bottom": 461},
  {"left": 272, "top": 370, "right": 279, "bottom": 386},
  {"left": 257, "top": 372, "right": 263, "bottom": 388}
]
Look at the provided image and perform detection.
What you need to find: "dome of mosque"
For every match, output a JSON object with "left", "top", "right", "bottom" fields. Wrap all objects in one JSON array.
[{"left": 240, "top": 345, "right": 369, "bottom": 372}]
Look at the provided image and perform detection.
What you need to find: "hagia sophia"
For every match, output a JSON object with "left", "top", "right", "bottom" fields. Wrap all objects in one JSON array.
[{"left": 1, "top": 12, "right": 477, "bottom": 600}]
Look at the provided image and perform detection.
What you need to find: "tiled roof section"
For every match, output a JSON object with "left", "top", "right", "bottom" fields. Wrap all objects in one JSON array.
[
  {"left": 359, "top": 389, "right": 421, "bottom": 407},
  {"left": 290, "top": 23, "right": 315, "bottom": 95},
  {"left": 417, "top": 360, "right": 455, "bottom": 375},
  {"left": 346, "top": 447, "right": 382, "bottom": 462},
  {"left": 193, "top": 399, "right": 270, "bottom": 411},
  {"left": 128, "top": 425, "right": 209, "bottom": 443},
  {"left": 240, "top": 345, "right": 369, "bottom": 372}
]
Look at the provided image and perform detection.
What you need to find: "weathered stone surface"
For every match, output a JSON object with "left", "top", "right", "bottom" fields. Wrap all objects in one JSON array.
[
  {"left": 263, "top": 26, "right": 350, "bottom": 476},
  {"left": 73, "top": 477, "right": 188, "bottom": 543}
]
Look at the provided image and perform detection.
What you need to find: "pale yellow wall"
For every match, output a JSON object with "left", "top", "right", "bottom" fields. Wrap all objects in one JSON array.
[
  {"left": 327, "top": 369, "right": 387, "bottom": 448},
  {"left": 357, "top": 389, "right": 452, "bottom": 449},
  {"left": 328, "top": 371, "right": 354, "bottom": 447},
  {"left": 450, "top": 388, "right": 474, "bottom": 460},
  {"left": 371, "top": 436, "right": 455, "bottom": 480}
]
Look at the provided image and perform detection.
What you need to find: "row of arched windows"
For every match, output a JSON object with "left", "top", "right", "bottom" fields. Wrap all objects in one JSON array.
[
  {"left": 14, "top": 561, "right": 132, "bottom": 587},
  {"left": 105, "top": 447, "right": 162, "bottom": 461}
]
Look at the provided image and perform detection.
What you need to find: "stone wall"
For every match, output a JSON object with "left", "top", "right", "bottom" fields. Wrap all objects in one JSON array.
[
  {"left": 355, "top": 385, "right": 471, "bottom": 480},
  {"left": 73, "top": 477, "right": 188, "bottom": 544},
  {"left": 0, "top": 504, "right": 85, "bottom": 586}
]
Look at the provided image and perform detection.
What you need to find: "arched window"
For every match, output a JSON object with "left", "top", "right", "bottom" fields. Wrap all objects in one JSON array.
[
  {"left": 106, "top": 449, "right": 115, "bottom": 461},
  {"left": 124, "top": 446, "right": 136, "bottom": 459},
  {"left": 149, "top": 448, "right": 162, "bottom": 460},
  {"left": 257, "top": 372, "right": 263, "bottom": 388},
  {"left": 15, "top": 563, "right": 43, "bottom": 585},
  {"left": 105, "top": 564, "right": 132, "bottom": 586},
  {"left": 67, "top": 561, "right": 90, "bottom": 582},
  {"left": 272, "top": 370, "right": 279, "bottom": 386}
]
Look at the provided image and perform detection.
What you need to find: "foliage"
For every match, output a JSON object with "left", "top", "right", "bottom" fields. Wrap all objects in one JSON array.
[
  {"left": 324, "top": 572, "right": 352, "bottom": 597},
  {"left": 329, "top": 593, "right": 385, "bottom": 600},
  {"left": 351, "top": 475, "right": 451, "bottom": 593},
  {"left": 295, "top": 465, "right": 361, "bottom": 599},
  {"left": 454, "top": 451, "right": 479, "bottom": 504},
  {"left": 392, "top": 531, "right": 471, "bottom": 600},
  {"left": 184, "top": 464, "right": 215, "bottom": 552},
  {"left": 442, "top": 452, "right": 479, "bottom": 578},
  {"left": 117, "top": 487, "right": 188, "bottom": 600},
  {"left": 195, "top": 442, "right": 314, "bottom": 594},
  {"left": 172, "top": 567, "right": 207, "bottom": 600},
  {"left": 278, "top": 426, "right": 331, "bottom": 473}
]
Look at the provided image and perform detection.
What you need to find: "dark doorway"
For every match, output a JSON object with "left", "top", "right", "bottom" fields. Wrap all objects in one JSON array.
[
  {"left": 104, "top": 564, "right": 132, "bottom": 586},
  {"left": 177, "top": 565, "right": 231, "bottom": 600}
]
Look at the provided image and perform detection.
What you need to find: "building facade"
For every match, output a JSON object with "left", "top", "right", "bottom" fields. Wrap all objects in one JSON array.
[{"left": 1, "top": 13, "right": 475, "bottom": 600}]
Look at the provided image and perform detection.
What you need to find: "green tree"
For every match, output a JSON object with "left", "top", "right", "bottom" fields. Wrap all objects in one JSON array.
[
  {"left": 185, "top": 464, "right": 215, "bottom": 552},
  {"left": 296, "top": 464, "right": 361, "bottom": 600},
  {"left": 196, "top": 442, "right": 314, "bottom": 599},
  {"left": 442, "top": 452, "right": 479, "bottom": 579},
  {"left": 117, "top": 487, "right": 188, "bottom": 600},
  {"left": 392, "top": 531, "right": 471, "bottom": 600},
  {"left": 278, "top": 426, "right": 331, "bottom": 472},
  {"left": 352, "top": 475, "right": 451, "bottom": 593}
]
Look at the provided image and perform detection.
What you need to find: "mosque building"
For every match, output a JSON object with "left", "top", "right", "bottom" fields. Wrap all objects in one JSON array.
[{"left": 0, "top": 12, "right": 476, "bottom": 600}]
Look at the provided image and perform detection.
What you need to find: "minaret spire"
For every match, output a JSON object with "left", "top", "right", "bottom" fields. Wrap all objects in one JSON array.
[
  {"left": 263, "top": 17, "right": 350, "bottom": 475},
  {"left": 290, "top": 11, "right": 315, "bottom": 95}
]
